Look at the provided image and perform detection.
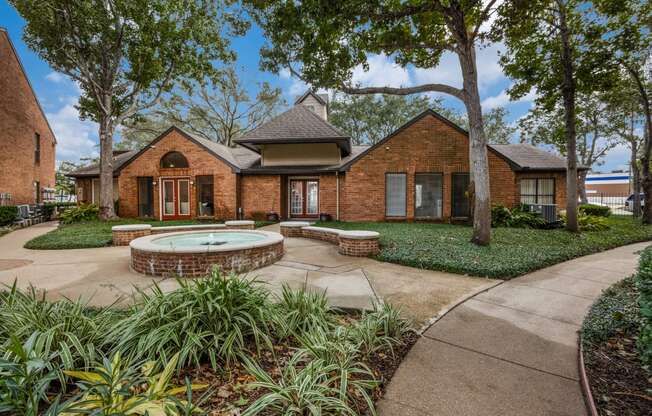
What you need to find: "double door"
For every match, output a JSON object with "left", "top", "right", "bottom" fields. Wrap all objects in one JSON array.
[
  {"left": 290, "top": 179, "right": 319, "bottom": 218},
  {"left": 161, "top": 178, "right": 191, "bottom": 220}
]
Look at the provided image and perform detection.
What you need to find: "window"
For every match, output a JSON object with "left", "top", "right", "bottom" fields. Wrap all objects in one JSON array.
[
  {"left": 137, "top": 177, "right": 154, "bottom": 217},
  {"left": 34, "top": 133, "right": 40, "bottom": 164},
  {"left": 160, "top": 151, "right": 189, "bottom": 168},
  {"left": 415, "top": 173, "right": 443, "bottom": 219},
  {"left": 520, "top": 178, "right": 555, "bottom": 204},
  {"left": 34, "top": 181, "right": 40, "bottom": 203},
  {"left": 196, "top": 175, "right": 214, "bottom": 216},
  {"left": 385, "top": 173, "right": 407, "bottom": 217}
]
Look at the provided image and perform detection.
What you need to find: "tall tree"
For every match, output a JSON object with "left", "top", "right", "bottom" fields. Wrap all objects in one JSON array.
[
  {"left": 497, "top": 0, "right": 611, "bottom": 231},
  {"left": 246, "top": 0, "right": 509, "bottom": 246},
  {"left": 120, "top": 68, "right": 285, "bottom": 149},
  {"left": 518, "top": 93, "right": 618, "bottom": 203},
  {"left": 593, "top": 0, "right": 652, "bottom": 222},
  {"left": 602, "top": 75, "right": 646, "bottom": 217},
  {"left": 483, "top": 107, "right": 516, "bottom": 145},
  {"left": 10, "top": 0, "right": 245, "bottom": 219},
  {"left": 55, "top": 161, "right": 82, "bottom": 201},
  {"left": 328, "top": 94, "right": 464, "bottom": 145}
]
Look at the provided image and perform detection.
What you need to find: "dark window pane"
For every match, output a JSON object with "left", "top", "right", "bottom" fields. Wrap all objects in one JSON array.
[
  {"left": 160, "top": 151, "right": 189, "bottom": 168},
  {"left": 452, "top": 173, "right": 470, "bottom": 217},
  {"left": 386, "top": 173, "right": 407, "bottom": 217},
  {"left": 137, "top": 177, "right": 154, "bottom": 217},
  {"left": 415, "top": 173, "right": 443, "bottom": 218},
  {"left": 196, "top": 175, "right": 214, "bottom": 216}
]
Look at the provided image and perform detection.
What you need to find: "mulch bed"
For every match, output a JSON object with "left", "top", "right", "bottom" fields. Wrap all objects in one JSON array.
[
  {"left": 583, "top": 330, "right": 652, "bottom": 416},
  {"left": 175, "top": 331, "right": 419, "bottom": 415}
]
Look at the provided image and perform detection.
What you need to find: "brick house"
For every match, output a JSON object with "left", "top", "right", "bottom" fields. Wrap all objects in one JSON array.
[
  {"left": 0, "top": 28, "right": 56, "bottom": 205},
  {"left": 69, "top": 91, "right": 572, "bottom": 222}
]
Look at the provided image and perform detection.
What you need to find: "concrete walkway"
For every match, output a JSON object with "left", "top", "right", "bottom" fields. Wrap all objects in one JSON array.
[
  {"left": 378, "top": 241, "right": 648, "bottom": 416},
  {"left": 0, "top": 222, "right": 495, "bottom": 324}
]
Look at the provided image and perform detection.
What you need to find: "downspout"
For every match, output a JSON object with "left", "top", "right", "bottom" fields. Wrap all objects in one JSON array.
[
  {"left": 336, "top": 171, "right": 340, "bottom": 221},
  {"left": 158, "top": 177, "right": 162, "bottom": 221}
]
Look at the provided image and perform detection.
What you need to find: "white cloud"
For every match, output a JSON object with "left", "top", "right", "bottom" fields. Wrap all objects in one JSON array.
[
  {"left": 46, "top": 99, "right": 99, "bottom": 163},
  {"left": 476, "top": 43, "right": 507, "bottom": 89},
  {"left": 413, "top": 52, "right": 462, "bottom": 88},
  {"left": 351, "top": 54, "right": 410, "bottom": 88},
  {"left": 45, "top": 71, "right": 65, "bottom": 83},
  {"left": 481, "top": 87, "right": 537, "bottom": 110},
  {"left": 599, "top": 143, "right": 632, "bottom": 173}
]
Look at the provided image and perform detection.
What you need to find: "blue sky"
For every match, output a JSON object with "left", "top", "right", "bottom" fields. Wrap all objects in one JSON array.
[{"left": 1, "top": 0, "right": 630, "bottom": 172}]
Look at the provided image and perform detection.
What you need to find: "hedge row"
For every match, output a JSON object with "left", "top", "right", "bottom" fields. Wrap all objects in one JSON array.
[
  {"left": 0, "top": 206, "right": 18, "bottom": 226},
  {"left": 579, "top": 203, "right": 611, "bottom": 217},
  {"left": 636, "top": 246, "right": 652, "bottom": 373}
]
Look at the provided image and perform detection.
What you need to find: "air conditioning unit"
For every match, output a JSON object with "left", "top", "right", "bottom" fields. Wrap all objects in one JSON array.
[{"left": 524, "top": 204, "right": 557, "bottom": 224}]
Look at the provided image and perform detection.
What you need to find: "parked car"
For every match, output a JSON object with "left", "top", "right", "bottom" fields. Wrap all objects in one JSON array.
[{"left": 625, "top": 193, "right": 645, "bottom": 211}]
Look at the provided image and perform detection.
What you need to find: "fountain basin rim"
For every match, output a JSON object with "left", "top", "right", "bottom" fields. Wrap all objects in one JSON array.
[{"left": 129, "top": 229, "right": 284, "bottom": 254}]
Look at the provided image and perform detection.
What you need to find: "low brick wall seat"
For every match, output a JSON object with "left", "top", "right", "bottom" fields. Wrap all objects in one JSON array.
[
  {"left": 151, "top": 224, "right": 226, "bottom": 234},
  {"left": 279, "top": 221, "right": 310, "bottom": 237},
  {"left": 112, "top": 224, "right": 152, "bottom": 246},
  {"left": 279, "top": 223, "right": 380, "bottom": 257},
  {"left": 224, "top": 220, "right": 255, "bottom": 230},
  {"left": 337, "top": 230, "right": 380, "bottom": 257}
]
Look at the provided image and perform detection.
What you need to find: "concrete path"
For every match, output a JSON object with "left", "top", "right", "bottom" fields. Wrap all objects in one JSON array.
[
  {"left": 0, "top": 223, "right": 495, "bottom": 324},
  {"left": 378, "top": 241, "right": 648, "bottom": 416}
]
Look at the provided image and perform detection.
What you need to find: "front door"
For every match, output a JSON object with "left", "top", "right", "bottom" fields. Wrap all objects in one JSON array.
[
  {"left": 289, "top": 179, "right": 319, "bottom": 218},
  {"left": 161, "top": 178, "right": 191, "bottom": 220}
]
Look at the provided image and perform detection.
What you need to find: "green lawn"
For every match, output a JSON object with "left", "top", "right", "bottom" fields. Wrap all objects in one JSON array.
[
  {"left": 317, "top": 217, "right": 652, "bottom": 279},
  {"left": 25, "top": 219, "right": 275, "bottom": 250}
]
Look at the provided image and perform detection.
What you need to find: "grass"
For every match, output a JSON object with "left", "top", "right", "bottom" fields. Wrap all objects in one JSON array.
[
  {"left": 24, "top": 219, "right": 277, "bottom": 250},
  {"left": 317, "top": 216, "right": 652, "bottom": 279}
]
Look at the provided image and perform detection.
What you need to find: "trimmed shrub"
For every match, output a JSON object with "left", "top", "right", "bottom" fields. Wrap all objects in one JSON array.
[
  {"left": 0, "top": 205, "right": 18, "bottom": 226},
  {"left": 636, "top": 247, "right": 652, "bottom": 373},
  {"left": 579, "top": 203, "right": 611, "bottom": 217},
  {"left": 491, "top": 204, "right": 546, "bottom": 229},
  {"left": 577, "top": 213, "right": 610, "bottom": 231},
  {"left": 59, "top": 204, "right": 99, "bottom": 224}
]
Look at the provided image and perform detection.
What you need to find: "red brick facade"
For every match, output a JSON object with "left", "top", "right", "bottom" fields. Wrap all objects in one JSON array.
[
  {"left": 74, "top": 113, "right": 569, "bottom": 222},
  {"left": 117, "top": 129, "right": 238, "bottom": 220},
  {"left": 0, "top": 29, "right": 56, "bottom": 204}
]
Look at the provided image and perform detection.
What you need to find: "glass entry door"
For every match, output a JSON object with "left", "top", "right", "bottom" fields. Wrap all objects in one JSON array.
[
  {"left": 451, "top": 173, "right": 471, "bottom": 218},
  {"left": 289, "top": 179, "right": 319, "bottom": 218},
  {"left": 161, "top": 178, "right": 191, "bottom": 220}
]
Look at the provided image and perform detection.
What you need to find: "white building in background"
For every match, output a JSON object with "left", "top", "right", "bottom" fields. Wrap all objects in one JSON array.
[{"left": 585, "top": 171, "right": 631, "bottom": 195}]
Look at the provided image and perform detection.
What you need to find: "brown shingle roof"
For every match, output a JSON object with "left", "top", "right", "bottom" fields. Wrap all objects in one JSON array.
[
  {"left": 235, "top": 106, "right": 351, "bottom": 154},
  {"left": 67, "top": 150, "right": 138, "bottom": 177},
  {"left": 488, "top": 144, "right": 572, "bottom": 171}
]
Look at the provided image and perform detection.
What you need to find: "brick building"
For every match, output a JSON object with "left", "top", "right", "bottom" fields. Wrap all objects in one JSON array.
[
  {"left": 0, "top": 28, "right": 56, "bottom": 205},
  {"left": 69, "top": 91, "right": 572, "bottom": 222}
]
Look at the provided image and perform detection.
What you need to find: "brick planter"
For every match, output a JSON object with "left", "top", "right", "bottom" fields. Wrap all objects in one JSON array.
[
  {"left": 150, "top": 224, "right": 226, "bottom": 235},
  {"left": 279, "top": 221, "right": 310, "bottom": 237},
  {"left": 302, "top": 226, "right": 340, "bottom": 244},
  {"left": 338, "top": 231, "right": 380, "bottom": 257},
  {"left": 129, "top": 229, "right": 283, "bottom": 277},
  {"left": 112, "top": 224, "right": 152, "bottom": 246}
]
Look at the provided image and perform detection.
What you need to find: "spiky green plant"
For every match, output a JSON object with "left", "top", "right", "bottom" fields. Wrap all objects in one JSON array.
[
  {"left": 272, "top": 285, "right": 334, "bottom": 339},
  {"left": 109, "top": 269, "right": 274, "bottom": 368},
  {"left": 61, "top": 352, "right": 206, "bottom": 415},
  {"left": 0, "top": 282, "right": 120, "bottom": 371},
  {"left": 296, "top": 327, "right": 379, "bottom": 413},
  {"left": 349, "top": 303, "right": 411, "bottom": 359},
  {"left": 0, "top": 334, "right": 60, "bottom": 416},
  {"left": 241, "top": 356, "right": 358, "bottom": 416}
]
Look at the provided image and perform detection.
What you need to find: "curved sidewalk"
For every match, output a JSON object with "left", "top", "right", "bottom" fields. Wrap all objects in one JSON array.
[{"left": 378, "top": 241, "right": 649, "bottom": 416}]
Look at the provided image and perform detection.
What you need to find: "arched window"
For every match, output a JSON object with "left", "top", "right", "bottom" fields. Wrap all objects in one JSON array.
[{"left": 160, "top": 151, "right": 189, "bottom": 168}]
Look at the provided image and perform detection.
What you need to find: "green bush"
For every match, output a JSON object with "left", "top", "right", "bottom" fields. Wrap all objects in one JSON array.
[
  {"left": 577, "top": 213, "right": 610, "bottom": 231},
  {"left": 0, "top": 206, "right": 18, "bottom": 226},
  {"left": 42, "top": 202, "right": 76, "bottom": 220},
  {"left": 636, "top": 247, "right": 652, "bottom": 373},
  {"left": 491, "top": 204, "right": 546, "bottom": 229},
  {"left": 273, "top": 286, "right": 334, "bottom": 338},
  {"left": 59, "top": 204, "right": 99, "bottom": 224},
  {"left": 109, "top": 269, "right": 274, "bottom": 368},
  {"left": 579, "top": 203, "right": 611, "bottom": 217}
]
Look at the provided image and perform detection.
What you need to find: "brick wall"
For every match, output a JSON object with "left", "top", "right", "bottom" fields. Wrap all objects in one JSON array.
[
  {"left": 0, "top": 30, "right": 56, "bottom": 204},
  {"left": 117, "top": 129, "right": 238, "bottom": 219},
  {"left": 338, "top": 113, "right": 563, "bottom": 221},
  {"left": 240, "top": 175, "right": 281, "bottom": 218}
]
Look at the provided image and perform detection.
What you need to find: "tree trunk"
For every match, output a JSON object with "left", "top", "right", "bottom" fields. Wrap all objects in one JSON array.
[
  {"left": 631, "top": 141, "right": 642, "bottom": 217},
  {"left": 459, "top": 44, "right": 491, "bottom": 246},
  {"left": 98, "top": 113, "right": 117, "bottom": 220},
  {"left": 578, "top": 170, "right": 588, "bottom": 204},
  {"left": 640, "top": 94, "right": 652, "bottom": 223},
  {"left": 558, "top": 6, "right": 578, "bottom": 232}
]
